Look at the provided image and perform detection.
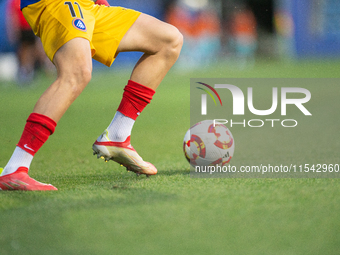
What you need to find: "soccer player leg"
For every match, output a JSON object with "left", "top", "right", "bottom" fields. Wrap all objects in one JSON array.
[
  {"left": 92, "top": 13, "right": 183, "bottom": 176},
  {"left": 0, "top": 38, "right": 92, "bottom": 191},
  {"left": 1, "top": 1, "right": 96, "bottom": 190}
]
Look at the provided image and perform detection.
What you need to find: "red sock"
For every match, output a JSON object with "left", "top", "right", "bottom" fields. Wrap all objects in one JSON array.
[
  {"left": 117, "top": 80, "right": 155, "bottom": 120},
  {"left": 17, "top": 113, "right": 57, "bottom": 156}
]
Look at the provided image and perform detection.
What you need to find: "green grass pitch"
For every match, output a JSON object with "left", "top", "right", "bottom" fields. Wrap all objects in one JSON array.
[{"left": 1, "top": 60, "right": 340, "bottom": 254}]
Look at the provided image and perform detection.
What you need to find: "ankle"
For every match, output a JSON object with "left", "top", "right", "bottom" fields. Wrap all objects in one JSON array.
[
  {"left": 1, "top": 147, "right": 33, "bottom": 176},
  {"left": 106, "top": 112, "right": 135, "bottom": 142}
]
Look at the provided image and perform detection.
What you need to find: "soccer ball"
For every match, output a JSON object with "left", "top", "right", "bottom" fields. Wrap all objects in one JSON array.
[{"left": 183, "top": 120, "right": 235, "bottom": 167}]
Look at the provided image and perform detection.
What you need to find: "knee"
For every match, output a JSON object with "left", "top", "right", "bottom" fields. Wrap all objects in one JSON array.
[
  {"left": 77, "top": 66, "right": 92, "bottom": 87},
  {"left": 61, "top": 65, "right": 92, "bottom": 98},
  {"left": 72, "top": 65, "right": 91, "bottom": 87},
  {"left": 163, "top": 25, "right": 183, "bottom": 61},
  {"left": 171, "top": 27, "right": 184, "bottom": 56}
]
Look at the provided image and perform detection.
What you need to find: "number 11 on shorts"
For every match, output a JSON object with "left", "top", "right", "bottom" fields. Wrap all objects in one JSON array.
[{"left": 65, "top": 1, "right": 84, "bottom": 19}]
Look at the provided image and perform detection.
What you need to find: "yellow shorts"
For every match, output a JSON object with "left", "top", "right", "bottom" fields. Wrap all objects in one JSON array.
[{"left": 22, "top": 0, "right": 140, "bottom": 66}]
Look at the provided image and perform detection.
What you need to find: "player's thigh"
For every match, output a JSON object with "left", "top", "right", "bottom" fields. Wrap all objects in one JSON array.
[
  {"left": 116, "top": 13, "right": 182, "bottom": 54},
  {"left": 53, "top": 38, "right": 92, "bottom": 77}
]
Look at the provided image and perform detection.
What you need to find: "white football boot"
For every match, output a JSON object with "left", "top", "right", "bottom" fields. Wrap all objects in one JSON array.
[{"left": 92, "top": 130, "right": 157, "bottom": 176}]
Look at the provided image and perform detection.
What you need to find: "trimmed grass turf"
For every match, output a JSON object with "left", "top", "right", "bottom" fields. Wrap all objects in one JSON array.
[{"left": 1, "top": 60, "right": 340, "bottom": 254}]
